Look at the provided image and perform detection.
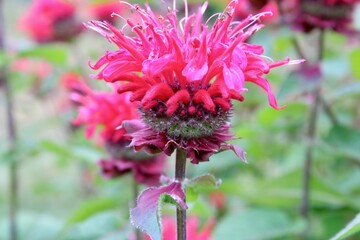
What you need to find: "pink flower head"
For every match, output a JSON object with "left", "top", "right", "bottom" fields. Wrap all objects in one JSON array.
[
  {"left": 87, "top": 1, "right": 124, "bottom": 24},
  {"left": 85, "top": 1, "right": 302, "bottom": 163},
  {"left": 71, "top": 83, "right": 139, "bottom": 143},
  {"left": 293, "top": 0, "right": 358, "bottom": 33},
  {"left": 70, "top": 78, "right": 166, "bottom": 185},
  {"left": 19, "top": 0, "right": 82, "bottom": 42},
  {"left": 145, "top": 216, "right": 214, "bottom": 240}
]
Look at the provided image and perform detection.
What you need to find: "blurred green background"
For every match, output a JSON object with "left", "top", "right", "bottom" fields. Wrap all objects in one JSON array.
[{"left": 1, "top": 0, "right": 360, "bottom": 239}]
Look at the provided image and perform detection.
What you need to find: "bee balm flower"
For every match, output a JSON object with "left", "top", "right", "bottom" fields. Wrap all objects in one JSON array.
[
  {"left": 69, "top": 78, "right": 166, "bottom": 186},
  {"left": 294, "top": 0, "right": 358, "bottom": 33},
  {"left": 19, "top": 0, "right": 82, "bottom": 42},
  {"left": 85, "top": 0, "right": 303, "bottom": 163}
]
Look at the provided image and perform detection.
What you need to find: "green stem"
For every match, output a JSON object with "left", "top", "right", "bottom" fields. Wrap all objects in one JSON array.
[
  {"left": 300, "top": 89, "right": 320, "bottom": 218},
  {"left": 292, "top": 35, "right": 338, "bottom": 127},
  {"left": 175, "top": 149, "right": 187, "bottom": 240},
  {"left": 319, "top": 95, "right": 339, "bottom": 126},
  {"left": 0, "top": 1, "right": 18, "bottom": 239},
  {"left": 300, "top": 29, "right": 325, "bottom": 220}
]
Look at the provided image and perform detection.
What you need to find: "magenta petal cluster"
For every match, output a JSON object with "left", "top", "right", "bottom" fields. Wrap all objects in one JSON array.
[
  {"left": 86, "top": 1, "right": 298, "bottom": 110},
  {"left": 98, "top": 153, "right": 166, "bottom": 186},
  {"left": 123, "top": 119, "right": 246, "bottom": 164},
  {"left": 86, "top": 0, "right": 302, "bottom": 164},
  {"left": 19, "top": 0, "right": 81, "bottom": 42},
  {"left": 71, "top": 82, "right": 138, "bottom": 143}
]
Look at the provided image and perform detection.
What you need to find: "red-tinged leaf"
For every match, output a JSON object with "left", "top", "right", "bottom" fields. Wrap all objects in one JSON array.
[{"left": 130, "top": 182, "right": 187, "bottom": 240}]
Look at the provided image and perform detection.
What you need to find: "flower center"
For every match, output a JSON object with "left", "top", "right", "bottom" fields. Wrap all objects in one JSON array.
[{"left": 140, "top": 86, "right": 231, "bottom": 139}]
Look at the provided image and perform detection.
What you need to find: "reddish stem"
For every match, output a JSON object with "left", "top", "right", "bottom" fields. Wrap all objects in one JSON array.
[{"left": 175, "top": 148, "right": 187, "bottom": 240}]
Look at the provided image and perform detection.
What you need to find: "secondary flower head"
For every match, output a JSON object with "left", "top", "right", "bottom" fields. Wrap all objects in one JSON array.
[
  {"left": 293, "top": 0, "right": 358, "bottom": 33},
  {"left": 86, "top": 0, "right": 302, "bottom": 163},
  {"left": 70, "top": 78, "right": 166, "bottom": 185},
  {"left": 72, "top": 83, "right": 138, "bottom": 143},
  {"left": 19, "top": 0, "right": 82, "bottom": 42},
  {"left": 98, "top": 153, "right": 166, "bottom": 186},
  {"left": 232, "top": 0, "right": 279, "bottom": 23}
]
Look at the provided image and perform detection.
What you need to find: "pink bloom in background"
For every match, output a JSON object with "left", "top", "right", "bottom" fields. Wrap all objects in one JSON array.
[
  {"left": 61, "top": 72, "right": 88, "bottom": 98},
  {"left": 145, "top": 216, "right": 214, "bottom": 240},
  {"left": 98, "top": 153, "right": 166, "bottom": 186},
  {"left": 86, "top": 1, "right": 302, "bottom": 163},
  {"left": 232, "top": 0, "right": 279, "bottom": 23},
  {"left": 19, "top": 0, "right": 82, "bottom": 42},
  {"left": 11, "top": 57, "right": 52, "bottom": 94},
  {"left": 11, "top": 57, "right": 52, "bottom": 80},
  {"left": 87, "top": 1, "right": 124, "bottom": 24},
  {"left": 72, "top": 83, "right": 138, "bottom": 143},
  {"left": 293, "top": 0, "right": 358, "bottom": 33},
  {"left": 209, "top": 191, "right": 227, "bottom": 210},
  {"left": 68, "top": 76, "right": 166, "bottom": 185}
]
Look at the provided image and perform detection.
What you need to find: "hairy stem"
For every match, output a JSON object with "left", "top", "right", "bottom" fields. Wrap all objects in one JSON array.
[
  {"left": 175, "top": 149, "right": 187, "bottom": 240},
  {"left": 0, "top": 0, "right": 18, "bottom": 239},
  {"left": 132, "top": 177, "right": 142, "bottom": 240}
]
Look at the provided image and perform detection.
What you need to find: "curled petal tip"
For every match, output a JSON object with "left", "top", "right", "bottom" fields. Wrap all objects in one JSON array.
[{"left": 288, "top": 59, "right": 307, "bottom": 65}]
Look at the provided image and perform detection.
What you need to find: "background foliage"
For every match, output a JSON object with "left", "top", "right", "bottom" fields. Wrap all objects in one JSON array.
[{"left": 1, "top": 0, "right": 360, "bottom": 239}]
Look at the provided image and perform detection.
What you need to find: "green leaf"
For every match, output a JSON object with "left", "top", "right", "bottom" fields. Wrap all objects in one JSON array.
[
  {"left": 213, "top": 208, "right": 305, "bottom": 240},
  {"left": 187, "top": 174, "right": 221, "bottom": 193},
  {"left": 349, "top": 49, "right": 360, "bottom": 79},
  {"left": 0, "top": 50, "right": 6, "bottom": 68},
  {"left": 41, "top": 139, "right": 103, "bottom": 165},
  {"left": 331, "top": 213, "right": 360, "bottom": 240},
  {"left": 326, "top": 125, "right": 360, "bottom": 159},
  {"left": 221, "top": 169, "right": 360, "bottom": 209},
  {"left": 17, "top": 45, "right": 69, "bottom": 65},
  {"left": 185, "top": 174, "right": 221, "bottom": 203},
  {"left": 66, "top": 197, "right": 120, "bottom": 225}
]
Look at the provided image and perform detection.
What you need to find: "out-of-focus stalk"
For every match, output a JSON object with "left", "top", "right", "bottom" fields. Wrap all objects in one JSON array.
[
  {"left": 0, "top": 0, "right": 19, "bottom": 239},
  {"left": 300, "top": 29, "right": 325, "bottom": 219}
]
